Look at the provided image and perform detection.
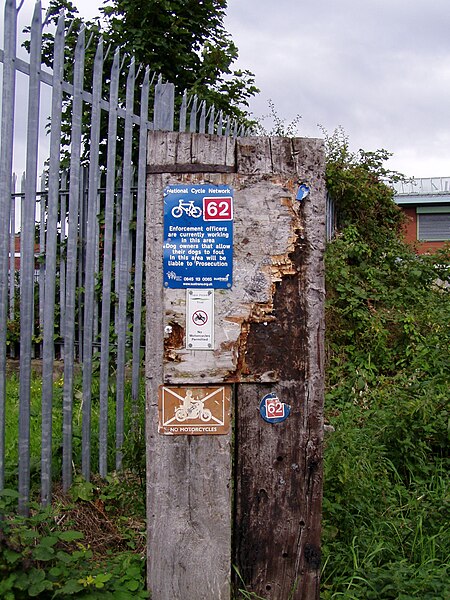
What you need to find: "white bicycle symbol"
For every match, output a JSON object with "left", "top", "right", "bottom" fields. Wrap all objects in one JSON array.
[{"left": 171, "top": 199, "right": 202, "bottom": 219}]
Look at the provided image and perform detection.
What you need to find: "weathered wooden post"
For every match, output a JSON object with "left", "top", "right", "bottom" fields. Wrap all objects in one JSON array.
[{"left": 146, "top": 132, "right": 326, "bottom": 600}]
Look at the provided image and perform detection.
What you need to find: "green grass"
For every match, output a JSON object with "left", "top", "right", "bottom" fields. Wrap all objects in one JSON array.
[
  {"left": 322, "top": 231, "right": 450, "bottom": 599},
  {"left": 2, "top": 371, "right": 148, "bottom": 599},
  {"left": 4, "top": 371, "right": 146, "bottom": 491}
]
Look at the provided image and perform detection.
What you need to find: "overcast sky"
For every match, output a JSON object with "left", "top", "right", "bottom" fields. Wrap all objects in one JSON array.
[
  {"left": 225, "top": 0, "right": 450, "bottom": 178},
  {"left": 7, "top": 0, "right": 450, "bottom": 178}
]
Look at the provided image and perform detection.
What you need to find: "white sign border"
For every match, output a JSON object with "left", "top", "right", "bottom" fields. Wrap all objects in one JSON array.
[{"left": 186, "top": 288, "right": 214, "bottom": 350}]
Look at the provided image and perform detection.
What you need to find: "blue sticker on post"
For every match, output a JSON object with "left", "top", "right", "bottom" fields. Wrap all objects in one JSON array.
[
  {"left": 259, "top": 393, "right": 291, "bottom": 424},
  {"left": 163, "top": 185, "right": 233, "bottom": 289},
  {"left": 296, "top": 183, "right": 310, "bottom": 201}
]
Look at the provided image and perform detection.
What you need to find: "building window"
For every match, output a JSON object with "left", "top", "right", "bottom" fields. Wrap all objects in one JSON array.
[{"left": 417, "top": 208, "right": 450, "bottom": 241}]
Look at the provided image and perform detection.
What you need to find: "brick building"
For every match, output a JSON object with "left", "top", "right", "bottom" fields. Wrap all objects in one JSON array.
[{"left": 394, "top": 177, "right": 450, "bottom": 254}]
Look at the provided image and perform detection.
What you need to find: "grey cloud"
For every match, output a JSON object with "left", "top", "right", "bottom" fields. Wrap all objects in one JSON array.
[
  {"left": 5, "top": 0, "right": 450, "bottom": 177},
  {"left": 225, "top": 0, "right": 450, "bottom": 176}
]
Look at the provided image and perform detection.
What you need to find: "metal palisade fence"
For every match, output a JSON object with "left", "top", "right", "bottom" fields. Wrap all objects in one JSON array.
[{"left": 0, "top": 0, "right": 248, "bottom": 513}]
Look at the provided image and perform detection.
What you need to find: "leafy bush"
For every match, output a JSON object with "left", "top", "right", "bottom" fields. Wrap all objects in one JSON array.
[
  {"left": 324, "top": 127, "right": 405, "bottom": 249},
  {"left": 2, "top": 365, "right": 148, "bottom": 598},
  {"left": 0, "top": 481, "right": 148, "bottom": 599},
  {"left": 322, "top": 131, "right": 450, "bottom": 599}
]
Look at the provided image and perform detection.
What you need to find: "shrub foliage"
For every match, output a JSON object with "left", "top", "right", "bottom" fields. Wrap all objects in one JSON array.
[{"left": 322, "top": 130, "right": 450, "bottom": 598}]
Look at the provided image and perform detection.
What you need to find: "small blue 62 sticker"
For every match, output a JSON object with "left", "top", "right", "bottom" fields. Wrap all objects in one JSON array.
[{"left": 259, "top": 393, "right": 291, "bottom": 424}]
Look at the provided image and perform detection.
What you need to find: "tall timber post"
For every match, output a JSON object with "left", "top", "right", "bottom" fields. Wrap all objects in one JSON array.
[{"left": 146, "top": 132, "right": 326, "bottom": 600}]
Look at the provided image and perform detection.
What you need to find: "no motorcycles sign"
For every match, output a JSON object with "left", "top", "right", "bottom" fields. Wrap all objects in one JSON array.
[{"left": 158, "top": 385, "right": 231, "bottom": 435}]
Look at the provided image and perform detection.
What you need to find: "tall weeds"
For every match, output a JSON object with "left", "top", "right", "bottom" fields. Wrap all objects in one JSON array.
[{"left": 322, "top": 131, "right": 449, "bottom": 598}]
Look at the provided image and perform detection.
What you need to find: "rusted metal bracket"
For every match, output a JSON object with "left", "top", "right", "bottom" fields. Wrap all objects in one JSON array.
[{"left": 147, "top": 163, "right": 236, "bottom": 174}]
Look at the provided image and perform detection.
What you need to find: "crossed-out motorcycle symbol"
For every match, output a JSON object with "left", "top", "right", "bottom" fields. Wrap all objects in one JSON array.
[
  {"left": 192, "top": 310, "right": 208, "bottom": 326},
  {"left": 175, "top": 390, "right": 212, "bottom": 422}
]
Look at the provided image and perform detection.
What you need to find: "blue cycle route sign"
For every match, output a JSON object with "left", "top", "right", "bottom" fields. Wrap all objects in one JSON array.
[{"left": 163, "top": 184, "right": 234, "bottom": 289}]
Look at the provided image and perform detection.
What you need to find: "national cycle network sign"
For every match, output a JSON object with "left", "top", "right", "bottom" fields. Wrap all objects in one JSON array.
[{"left": 163, "top": 184, "right": 233, "bottom": 289}]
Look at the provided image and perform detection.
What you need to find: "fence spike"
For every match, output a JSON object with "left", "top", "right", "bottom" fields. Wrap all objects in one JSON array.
[
  {"left": 0, "top": 0, "right": 19, "bottom": 492},
  {"left": 81, "top": 36, "right": 104, "bottom": 483},
  {"left": 208, "top": 105, "right": 215, "bottom": 135},
  {"left": 66, "top": 17, "right": 76, "bottom": 39},
  {"left": 40, "top": 5, "right": 65, "bottom": 507},
  {"left": 85, "top": 29, "right": 97, "bottom": 51},
  {"left": 199, "top": 100, "right": 207, "bottom": 133},
  {"left": 217, "top": 111, "right": 223, "bottom": 136},
  {"left": 104, "top": 42, "right": 113, "bottom": 62},
  {"left": 225, "top": 116, "right": 231, "bottom": 137},
  {"left": 190, "top": 95, "right": 198, "bottom": 132},
  {"left": 115, "top": 52, "right": 136, "bottom": 471},
  {"left": 119, "top": 52, "right": 128, "bottom": 71},
  {"left": 62, "top": 23, "right": 86, "bottom": 492},
  {"left": 179, "top": 89, "right": 188, "bottom": 132},
  {"left": 131, "top": 65, "right": 150, "bottom": 418},
  {"left": 18, "top": 0, "right": 43, "bottom": 516}
]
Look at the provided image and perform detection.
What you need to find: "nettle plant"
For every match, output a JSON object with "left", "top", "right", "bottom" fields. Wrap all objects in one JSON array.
[{"left": 0, "top": 487, "right": 148, "bottom": 599}]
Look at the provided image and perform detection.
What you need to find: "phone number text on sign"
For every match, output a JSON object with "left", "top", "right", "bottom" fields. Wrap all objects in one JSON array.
[{"left": 163, "top": 185, "right": 234, "bottom": 289}]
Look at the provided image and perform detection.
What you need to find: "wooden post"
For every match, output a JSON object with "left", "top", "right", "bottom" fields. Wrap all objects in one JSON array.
[
  {"left": 232, "top": 137, "right": 326, "bottom": 600},
  {"left": 146, "top": 133, "right": 326, "bottom": 600},
  {"left": 146, "top": 132, "right": 234, "bottom": 600}
]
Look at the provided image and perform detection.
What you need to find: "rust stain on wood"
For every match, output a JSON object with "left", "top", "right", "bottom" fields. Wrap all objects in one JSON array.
[
  {"left": 164, "top": 321, "right": 184, "bottom": 362},
  {"left": 234, "top": 235, "right": 308, "bottom": 382},
  {"left": 221, "top": 186, "right": 307, "bottom": 382}
]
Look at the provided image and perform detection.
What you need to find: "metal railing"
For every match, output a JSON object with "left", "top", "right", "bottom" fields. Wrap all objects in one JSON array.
[
  {"left": 393, "top": 177, "right": 450, "bottom": 196},
  {"left": 0, "top": 0, "right": 250, "bottom": 513}
]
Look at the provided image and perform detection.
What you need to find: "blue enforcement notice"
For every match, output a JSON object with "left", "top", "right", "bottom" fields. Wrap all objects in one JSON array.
[{"left": 163, "top": 184, "right": 234, "bottom": 289}]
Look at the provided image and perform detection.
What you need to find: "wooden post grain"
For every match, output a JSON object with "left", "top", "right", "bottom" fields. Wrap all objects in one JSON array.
[
  {"left": 146, "top": 132, "right": 233, "bottom": 600},
  {"left": 146, "top": 133, "right": 326, "bottom": 600},
  {"left": 233, "top": 137, "right": 326, "bottom": 600}
]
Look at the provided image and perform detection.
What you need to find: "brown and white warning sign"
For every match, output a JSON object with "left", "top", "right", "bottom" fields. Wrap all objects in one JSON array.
[{"left": 158, "top": 385, "right": 231, "bottom": 435}]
